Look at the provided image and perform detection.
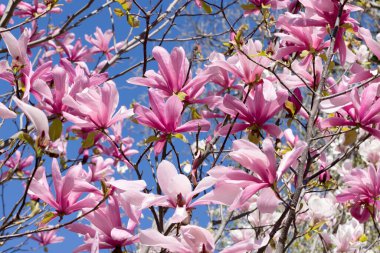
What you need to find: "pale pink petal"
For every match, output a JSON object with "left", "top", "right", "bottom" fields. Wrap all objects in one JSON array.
[
  {"left": 139, "top": 229, "right": 185, "bottom": 252},
  {"left": 13, "top": 97, "right": 49, "bottom": 139},
  {"left": 257, "top": 188, "right": 280, "bottom": 213},
  {"left": 277, "top": 141, "right": 307, "bottom": 179},
  {"left": 0, "top": 102, "right": 16, "bottom": 119},
  {"left": 157, "top": 160, "right": 180, "bottom": 197}
]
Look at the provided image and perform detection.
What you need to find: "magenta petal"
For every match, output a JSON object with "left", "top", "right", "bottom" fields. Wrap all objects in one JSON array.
[{"left": 350, "top": 203, "right": 371, "bottom": 223}]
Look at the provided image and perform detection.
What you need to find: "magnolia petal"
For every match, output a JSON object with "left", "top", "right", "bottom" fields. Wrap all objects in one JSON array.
[{"left": 13, "top": 97, "right": 49, "bottom": 139}]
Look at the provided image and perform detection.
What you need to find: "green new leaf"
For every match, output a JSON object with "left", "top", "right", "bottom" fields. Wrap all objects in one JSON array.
[
  {"left": 343, "top": 129, "right": 357, "bottom": 146},
  {"left": 202, "top": 2, "right": 212, "bottom": 14},
  {"left": 172, "top": 133, "right": 188, "bottom": 143},
  {"left": 114, "top": 8, "right": 125, "bottom": 17},
  {"left": 18, "top": 132, "right": 35, "bottom": 149},
  {"left": 116, "top": 0, "right": 132, "bottom": 11},
  {"left": 49, "top": 118, "right": 62, "bottom": 141},
  {"left": 41, "top": 212, "right": 55, "bottom": 225},
  {"left": 284, "top": 100, "right": 296, "bottom": 116},
  {"left": 127, "top": 15, "right": 140, "bottom": 27},
  {"left": 82, "top": 132, "right": 96, "bottom": 149},
  {"left": 191, "top": 107, "right": 202, "bottom": 120},
  {"left": 241, "top": 3, "right": 256, "bottom": 11},
  {"left": 145, "top": 135, "right": 161, "bottom": 144}
]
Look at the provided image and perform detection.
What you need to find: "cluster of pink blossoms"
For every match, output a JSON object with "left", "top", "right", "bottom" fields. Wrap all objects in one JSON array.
[{"left": 0, "top": 0, "right": 380, "bottom": 252}]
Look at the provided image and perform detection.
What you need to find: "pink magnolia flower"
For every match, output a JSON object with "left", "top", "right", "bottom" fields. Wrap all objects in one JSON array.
[
  {"left": 37, "top": 66, "right": 69, "bottom": 115},
  {"left": 99, "top": 125, "right": 138, "bottom": 168},
  {"left": 336, "top": 164, "right": 380, "bottom": 223},
  {"left": 15, "top": 0, "right": 62, "bottom": 18},
  {"left": 218, "top": 85, "right": 288, "bottom": 138},
  {"left": 330, "top": 220, "right": 365, "bottom": 252},
  {"left": 140, "top": 225, "right": 215, "bottom": 253},
  {"left": 3, "top": 150, "right": 33, "bottom": 171},
  {"left": 320, "top": 84, "right": 380, "bottom": 139},
  {"left": 66, "top": 196, "right": 138, "bottom": 253},
  {"left": 0, "top": 102, "right": 16, "bottom": 119},
  {"left": 109, "top": 179, "right": 166, "bottom": 228},
  {"left": 0, "top": 151, "right": 34, "bottom": 182},
  {"left": 278, "top": 0, "right": 362, "bottom": 65},
  {"left": 0, "top": 28, "right": 30, "bottom": 71},
  {"left": 28, "top": 159, "right": 100, "bottom": 217},
  {"left": 152, "top": 160, "right": 216, "bottom": 223},
  {"left": 63, "top": 82, "right": 133, "bottom": 131},
  {"left": 203, "top": 52, "right": 238, "bottom": 94},
  {"left": 275, "top": 25, "right": 329, "bottom": 66},
  {"left": 357, "top": 27, "right": 380, "bottom": 60},
  {"left": 85, "top": 27, "right": 114, "bottom": 61},
  {"left": 210, "top": 39, "right": 271, "bottom": 88},
  {"left": 127, "top": 46, "right": 210, "bottom": 103},
  {"left": 201, "top": 138, "right": 306, "bottom": 209},
  {"left": 57, "top": 35, "right": 92, "bottom": 63},
  {"left": 86, "top": 157, "right": 114, "bottom": 182},
  {"left": 133, "top": 90, "right": 210, "bottom": 154},
  {"left": 29, "top": 228, "right": 64, "bottom": 246}
]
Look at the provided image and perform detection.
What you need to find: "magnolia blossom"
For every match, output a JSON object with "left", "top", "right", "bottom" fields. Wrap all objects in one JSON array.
[
  {"left": 140, "top": 225, "right": 215, "bottom": 253},
  {"left": 336, "top": 165, "right": 380, "bottom": 223},
  {"left": 63, "top": 82, "right": 133, "bottom": 130},
  {"left": 330, "top": 220, "right": 365, "bottom": 253},
  {"left": 199, "top": 138, "right": 306, "bottom": 210},
  {"left": 29, "top": 228, "right": 64, "bottom": 246},
  {"left": 307, "top": 194, "right": 337, "bottom": 223},
  {"left": 218, "top": 85, "right": 288, "bottom": 137},
  {"left": 128, "top": 46, "right": 210, "bottom": 103},
  {"left": 85, "top": 27, "right": 114, "bottom": 60},
  {"left": 151, "top": 160, "right": 216, "bottom": 223},
  {"left": 358, "top": 137, "right": 380, "bottom": 166},
  {"left": 28, "top": 159, "right": 100, "bottom": 217},
  {"left": 66, "top": 196, "right": 138, "bottom": 252},
  {"left": 321, "top": 84, "right": 380, "bottom": 139},
  {"left": 133, "top": 90, "right": 210, "bottom": 154}
]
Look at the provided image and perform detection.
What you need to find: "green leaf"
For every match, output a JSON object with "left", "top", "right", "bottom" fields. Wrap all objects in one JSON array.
[
  {"left": 49, "top": 118, "right": 62, "bottom": 141},
  {"left": 343, "top": 129, "right": 357, "bottom": 146},
  {"left": 172, "top": 133, "right": 188, "bottom": 143},
  {"left": 241, "top": 3, "right": 256, "bottom": 11},
  {"left": 127, "top": 15, "right": 140, "bottom": 27},
  {"left": 82, "top": 132, "right": 96, "bottom": 149},
  {"left": 114, "top": 8, "right": 125, "bottom": 17},
  {"left": 41, "top": 212, "right": 55, "bottom": 225},
  {"left": 145, "top": 135, "right": 161, "bottom": 144},
  {"left": 27, "top": 200, "right": 40, "bottom": 216},
  {"left": 201, "top": 2, "right": 212, "bottom": 14},
  {"left": 116, "top": 0, "right": 132, "bottom": 11},
  {"left": 18, "top": 132, "right": 35, "bottom": 148},
  {"left": 222, "top": 42, "right": 232, "bottom": 48},
  {"left": 191, "top": 107, "right": 202, "bottom": 120},
  {"left": 284, "top": 100, "right": 296, "bottom": 116}
]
